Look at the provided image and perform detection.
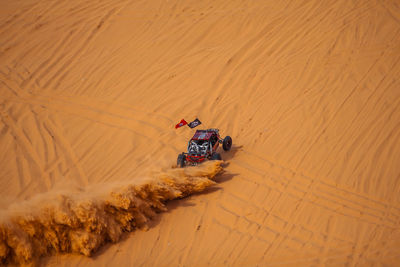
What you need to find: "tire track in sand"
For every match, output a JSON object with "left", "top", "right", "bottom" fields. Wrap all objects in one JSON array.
[
  {"left": 44, "top": 2, "right": 129, "bottom": 91},
  {"left": 0, "top": 71, "right": 90, "bottom": 188},
  {"left": 0, "top": 2, "right": 39, "bottom": 36},
  {"left": 19, "top": 0, "right": 127, "bottom": 91},
  {"left": 233, "top": 151, "right": 400, "bottom": 228},
  {"left": 1, "top": 62, "right": 178, "bottom": 188},
  {"left": 0, "top": 1, "right": 64, "bottom": 50},
  {"left": 219, "top": 150, "right": 399, "bottom": 264},
  {"left": 0, "top": 103, "right": 52, "bottom": 190},
  {"left": 208, "top": 1, "right": 317, "bottom": 108},
  {"left": 295, "top": 29, "right": 400, "bottom": 170},
  {"left": 192, "top": 138, "right": 398, "bottom": 264},
  {"left": 43, "top": 115, "right": 90, "bottom": 186}
]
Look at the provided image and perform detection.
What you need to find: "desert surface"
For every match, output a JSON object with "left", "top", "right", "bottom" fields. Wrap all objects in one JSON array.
[{"left": 1, "top": 0, "right": 400, "bottom": 266}]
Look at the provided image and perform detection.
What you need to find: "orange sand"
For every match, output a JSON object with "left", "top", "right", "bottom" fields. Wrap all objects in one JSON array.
[{"left": 1, "top": 0, "right": 400, "bottom": 266}]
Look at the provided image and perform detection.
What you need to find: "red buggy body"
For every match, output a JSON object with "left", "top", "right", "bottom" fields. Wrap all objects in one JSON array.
[{"left": 177, "top": 128, "right": 232, "bottom": 167}]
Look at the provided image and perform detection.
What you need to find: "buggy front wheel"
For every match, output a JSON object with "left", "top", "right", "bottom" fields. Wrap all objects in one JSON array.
[
  {"left": 177, "top": 153, "right": 186, "bottom": 167},
  {"left": 223, "top": 136, "right": 232, "bottom": 151},
  {"left": 211, "top": 153, "right": 222, "bottom": 160}
]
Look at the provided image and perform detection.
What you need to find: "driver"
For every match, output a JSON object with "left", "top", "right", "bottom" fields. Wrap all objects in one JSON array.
[
  {"left": 201, "top": 141, "right": 209, "bottom": 151},
  {"left": 189, "top": 141, "right": 199, "bottom": 153}
]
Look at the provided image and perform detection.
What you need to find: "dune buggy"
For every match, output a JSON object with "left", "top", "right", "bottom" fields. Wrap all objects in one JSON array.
[{"left": 177, "top": 128, "right": 232, "bottom": 167}]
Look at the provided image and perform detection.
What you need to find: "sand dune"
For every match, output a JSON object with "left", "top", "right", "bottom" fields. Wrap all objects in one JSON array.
[{"left": 1, "top": 0, "right": 400, "bottom": 266}]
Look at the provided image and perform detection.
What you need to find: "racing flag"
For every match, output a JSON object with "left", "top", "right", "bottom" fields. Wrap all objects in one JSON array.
[
  {"left": 188, "top": 118, "right": 202, "bottom": 128},
  {"left": 175, "top": 119, "right": 188, "bottom": 129}
]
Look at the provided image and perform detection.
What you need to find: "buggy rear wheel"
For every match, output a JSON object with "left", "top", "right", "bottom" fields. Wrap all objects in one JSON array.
[
  {"left": 223, "top": 136, "right": 232, "bottom": 151},
  {"left": 177, "top": 153, "right": 186, "bottom": 167}
]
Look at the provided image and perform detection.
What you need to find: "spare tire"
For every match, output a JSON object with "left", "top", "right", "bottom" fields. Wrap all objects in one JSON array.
[
  {"left": 223, "top": 136, "right": 232, "bottom": 151},
  {"left": 177, "top": 153, "right": 186, "bottom": 167},
  {"left": 211, "top": 153, "right": 222, "bottom": 160}
]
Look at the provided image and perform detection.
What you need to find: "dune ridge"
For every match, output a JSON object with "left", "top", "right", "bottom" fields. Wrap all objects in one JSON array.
[
  {"left": 1, "top": 0, "right": 400, "bottom": 265},
  {"left": 0, "top": 161, "right": 223, "bottom": 265}
]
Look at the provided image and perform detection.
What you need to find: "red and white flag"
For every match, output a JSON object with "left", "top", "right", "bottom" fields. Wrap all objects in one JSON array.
[{"left": 175, "top": 119, "right": 188, "bottom": 129}]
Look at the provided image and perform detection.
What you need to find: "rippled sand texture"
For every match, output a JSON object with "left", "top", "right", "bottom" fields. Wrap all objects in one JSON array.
[{"left": 1, "top": 0, "right": 400, "bottom": 266}]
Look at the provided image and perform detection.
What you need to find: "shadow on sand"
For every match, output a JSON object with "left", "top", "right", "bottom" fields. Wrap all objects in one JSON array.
[{"left": 221, "top": 145, "right": 243, "bottom": 161}]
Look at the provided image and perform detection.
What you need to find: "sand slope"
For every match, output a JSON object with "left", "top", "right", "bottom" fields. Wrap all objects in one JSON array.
[{"left": 1, "top": 0, "right": 400, "bottom": 265}]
